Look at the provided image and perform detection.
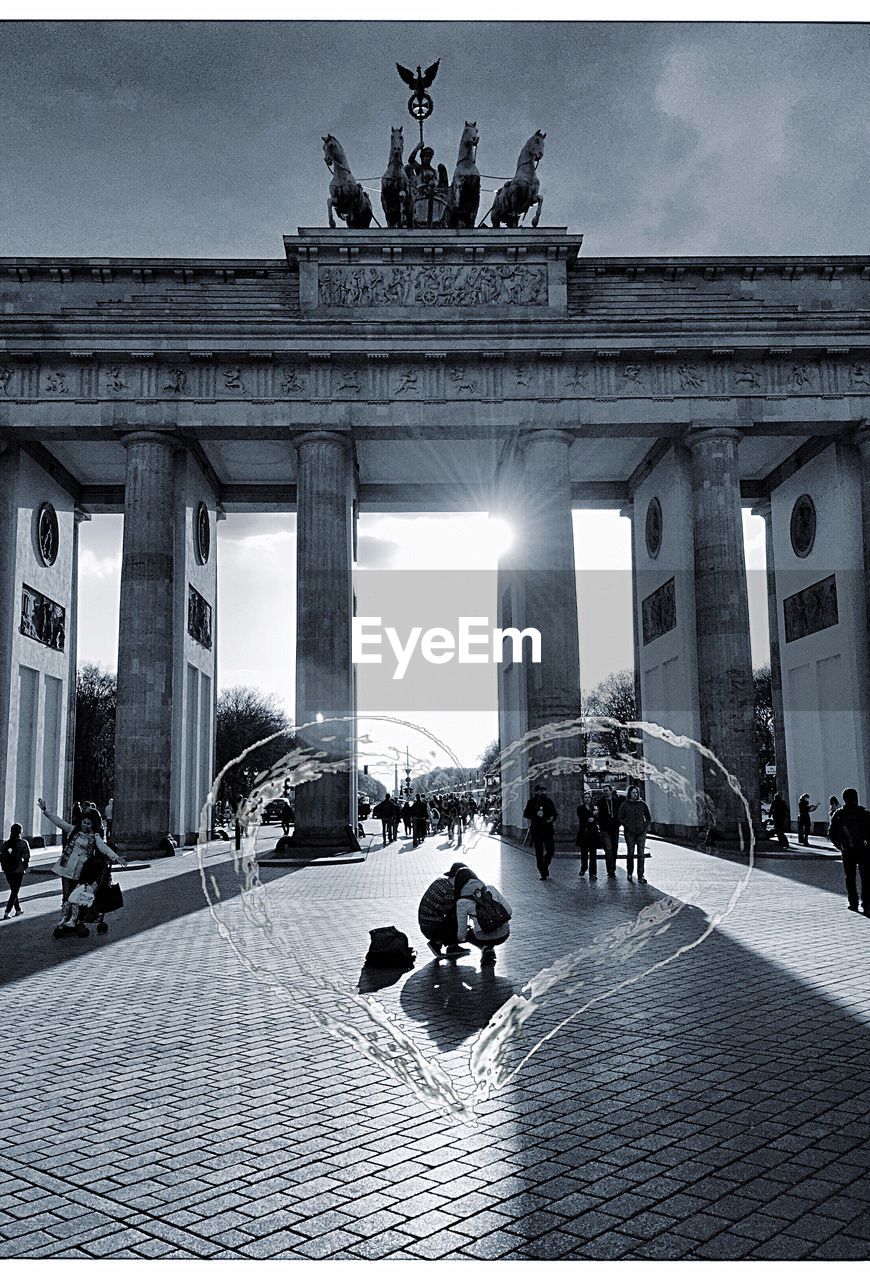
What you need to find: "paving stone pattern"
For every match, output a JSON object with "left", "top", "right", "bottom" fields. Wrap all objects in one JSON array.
[{"left": 0, "top": 827, "right": 867, "bottom": 1260}]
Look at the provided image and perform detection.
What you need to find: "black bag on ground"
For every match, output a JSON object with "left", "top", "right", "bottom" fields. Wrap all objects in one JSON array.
[{"left": 365, "top": 926, "right": 416, "bottom": 969}]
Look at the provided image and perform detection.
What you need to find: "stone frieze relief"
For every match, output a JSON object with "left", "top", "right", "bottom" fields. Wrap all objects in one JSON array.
[
  {"left": 0, "top": 356, "right": 868, "bottom": 403},
  {"left": 318, "top": 264, "right": 548, "bottom": 308}
]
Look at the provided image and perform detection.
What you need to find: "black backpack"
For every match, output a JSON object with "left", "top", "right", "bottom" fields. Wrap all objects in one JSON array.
[
  {"left": 364, "top": 926, "right": 416, "bottom": 969},
  {"left": 473, "top": 886, "right": 512, "bottom": 933}
]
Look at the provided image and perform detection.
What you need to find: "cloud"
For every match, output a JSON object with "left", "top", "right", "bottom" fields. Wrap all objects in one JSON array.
[
  {"left": 78, "top": 547, "right": 122, "bottom": 581},
  {"left": 356, "top": 534, "right": 401, "bottom": 569}
]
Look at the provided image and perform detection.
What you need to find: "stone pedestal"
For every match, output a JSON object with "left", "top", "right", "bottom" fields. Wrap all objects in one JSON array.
[
  {"left": 113, "top": 433, "right": 178, "bottom": 850},
  {"left": 687, "top": 427, "right": 759, "bottom": 836},
  {"left": 498, "top": 429, "right": 583, "bottom": 840},
  {"left": 285, "top": 430, "right": 358, "bottom": 855}
]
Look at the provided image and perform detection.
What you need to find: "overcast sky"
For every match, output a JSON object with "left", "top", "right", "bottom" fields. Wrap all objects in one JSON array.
[
  {"left": 6, "top": 19, "right": 862, "bottom": 776},
  {"left": 1, "top": 21, "right": 867, "bottom": 257}
]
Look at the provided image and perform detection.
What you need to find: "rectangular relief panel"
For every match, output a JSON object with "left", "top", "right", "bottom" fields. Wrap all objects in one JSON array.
[
  {"left": 187, "top": 584, "right": 213, "bottom": 650},
  {"left": 641, "top": 577, "right": 676, "bottom": 646},
  {"left": 783, "top": 574, "right": 838, "bottom": 644},
  {"left": 20, "top": 585, "right": 65, "bottom": 652}
]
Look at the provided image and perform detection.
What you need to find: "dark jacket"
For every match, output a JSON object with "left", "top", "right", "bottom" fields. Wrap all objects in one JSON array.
[
  {"left": 595, "top": 793, "right": 620, "bottom": 831},
  {"left": 1, "top": 837, "right": 30, "bottom": 877},
  {"left": 523, "top": 795, "right": 557, "bottom": 829},
  {"left": 828, "top": 804, "right": 870, "bottom": 854},
  {"left": 770, "top": 795, "right": 789, "bottom": 828},
  {"left": 618, "top": 798, "right": 651, "bottom": 836}
]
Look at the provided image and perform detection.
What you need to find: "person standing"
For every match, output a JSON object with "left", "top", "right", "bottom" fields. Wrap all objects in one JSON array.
[
  {"left": 797, "top": 793, "right": 818, "bottom": 846},
  {"left": 770, "top": 792, "right": 790, "bottom": 849},
  {"left": 576, "top": 793, "right": 598, "bottom": 880},
  {"left": 104, "top": 797, "right": 114, "bottom": 842},
  {"left": 828, "top": 789, "right": 870, "bottom": 916},
  {"left": 401, "top": 800, "right": 412, "bottom": 837},
  {"left": 597, "top": 784, "right": 621, "bottom": 878},
  {"left": 523, "top": 785, "right": 557, "bottom": 880},
  {"left": 828, "top": 795, "right": 840, "bottom": 825},
  {"left": 1, "top": 824, "right": 30, "bottom": 918},
  {"left": 618, "top": 786, "right": 652, "bottom": 883}
]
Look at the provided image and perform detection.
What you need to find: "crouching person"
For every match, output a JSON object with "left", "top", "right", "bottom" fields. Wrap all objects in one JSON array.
[
  {"left": 418, "top": 862, "right": 470, "bottom": 959},
  {"left": 453, "top": 866, "right": 512, "bottom": 969}
]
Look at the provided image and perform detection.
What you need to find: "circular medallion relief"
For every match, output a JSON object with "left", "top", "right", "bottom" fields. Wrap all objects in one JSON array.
[
  {"left": 195, "top": 502, "right": 211, "bottom": 565},
  {"left": 645, "top": 497, "right": 663, "bottom": 559},
  {"left": 36, "top": 503, "right": 59, "bottom": 566},
  {"left": 790, "top": 494, "right": 816, "bottom": 559}
]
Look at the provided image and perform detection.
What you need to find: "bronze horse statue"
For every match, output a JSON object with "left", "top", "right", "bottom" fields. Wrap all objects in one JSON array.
[
  {"left": 323, "top": 134, "right": 374, "bottom": 229},
  {"left": 489, "top": 130, "right": 545, "bottom": 228},
  {"left": 449, "top": 121, "right": 480, "bottom": 229},
  {"left": 380, "top": 126, "right": 410, "bottom": 229}
]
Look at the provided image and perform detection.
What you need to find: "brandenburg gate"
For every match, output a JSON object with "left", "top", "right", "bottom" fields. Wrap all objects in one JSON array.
[{"left": 1, "top": 110, "right": 868, "bottom": 851}]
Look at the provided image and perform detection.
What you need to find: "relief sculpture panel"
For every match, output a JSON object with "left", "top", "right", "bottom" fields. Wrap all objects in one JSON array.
[{"left": 318, "top": 264, "right": 548, "bottom": 308}]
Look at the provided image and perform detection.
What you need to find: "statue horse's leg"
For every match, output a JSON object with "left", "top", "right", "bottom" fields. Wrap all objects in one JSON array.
[
  {"left": 531, "top": 193, "right": 543, "bottom": 228},
  {"left": 327, "top": 197, "right": 336, "bottom": 229}
]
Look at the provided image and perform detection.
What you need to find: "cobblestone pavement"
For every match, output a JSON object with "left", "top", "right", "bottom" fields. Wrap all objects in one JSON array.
[{"left": 0, "top": 825, "right": 868, "bottom": 1261}]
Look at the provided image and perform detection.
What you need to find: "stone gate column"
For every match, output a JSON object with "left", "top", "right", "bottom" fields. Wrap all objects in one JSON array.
[
  {"left": 753, "top": 499, "right": 790, "bottom": 810},
  {"left": 114, "top": 432, "right": 178, "bottom": 850},
  {"left": 288, "top": 429, "right": 358, "bottom": 854},
  {"left": 687, "top": 426, "right": 759, "bottom": 836},
  {"left": 513, "top": 428, "right": 582, "bottom": 839},
  {"left": 856, "top": 421, "right": 870, "bottom": 735}
]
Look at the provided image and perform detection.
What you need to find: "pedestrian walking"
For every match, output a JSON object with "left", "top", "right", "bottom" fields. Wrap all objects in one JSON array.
[
  {"left": 280, "top": 799, "right": 293, "bottom": 837},
  {"left": 453, "top": 866, "right": 512, "bottom": 969},
  {"left": 387, "top": 798, "right": 401, "bottom": 844},
  {"left": 618, "top": 785, "right": 652, "bottom": 883},
  {"left": 417, "top": 862, "right": 469, "bottom": 957},
  {"left": 1, "top": 824, "right": 30, "bottom": 918},
  {"left": 410, "top": 794, "right": 429, "bottom": 847},
  {"left": 401, "top": 801, "right": 412, "bottom": 837},
  {"left": 828, "top": 789, "right": 870, "bottom": 916},
  {"left": 828, "top": 795, "right": 840, "bottom": 824},
  {"left": 797, "top": 793, "right": 818, "bottom": 846},
  {"left": 373, "top": 797, "right": 393, "bottom": 846},
  {"left": 770, "top": 792, "right": 790, "bottom": 849},
  {"left": 523, "top": 785, "right": 557, "bottom": 880},
  {"left": 104, "top": 797, "right": 114, "bottom": 842},
  {"left": 576, "top": 793, "right": 598, "bottom": 879},
  {"left": 597, "top": 784, "right": 621, "bottom": 877}
]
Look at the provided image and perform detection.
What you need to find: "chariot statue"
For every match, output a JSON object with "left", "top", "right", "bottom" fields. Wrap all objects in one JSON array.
[{"left": 324, "top": 60, "right": 543, "bottom": 233}]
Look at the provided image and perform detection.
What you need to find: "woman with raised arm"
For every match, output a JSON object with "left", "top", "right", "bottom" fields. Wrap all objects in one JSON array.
[{"left": 38, "top": 798, "right": 126, "bottom": 937}]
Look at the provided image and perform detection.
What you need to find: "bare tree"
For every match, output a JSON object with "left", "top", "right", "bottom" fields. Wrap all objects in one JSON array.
[
  {"left": 753, "top": 665, "right": 775, "bottom": 798},
  {"left": 583, "top": 669, "right": 637, "bottom": 759},
  {"left": 73, "top": 663, "right": 116, "bottom": 810},
  {"left": 479, "top": 738, "right": 500, "bottom": 776},
  {"left": 215, "top": 686, "right": 292, "bottom": 803}
]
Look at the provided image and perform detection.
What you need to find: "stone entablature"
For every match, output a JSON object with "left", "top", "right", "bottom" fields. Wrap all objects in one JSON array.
[
  {"left": 0, "top": 351, "right": 868, "bottom": 405},
  {"left": 285, "top": 228, "right": 580, "bottom": 317}
]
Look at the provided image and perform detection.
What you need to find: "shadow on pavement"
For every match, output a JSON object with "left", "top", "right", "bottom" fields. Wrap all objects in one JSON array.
[
  {"left": 399, "top": 957, "right": 517, "bottom": 1051},
  {"left": 0, "top": 853, "right": 306, "bottom": 989}
]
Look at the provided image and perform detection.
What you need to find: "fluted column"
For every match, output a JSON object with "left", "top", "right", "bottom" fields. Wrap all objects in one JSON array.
[
  {"left": 113, "top": 432, "right": 179, "bottom": 850},
  {"left": 514, "top": 428, "right": 582, "bottom": 838},
  {"left": 753, "top": 500, "right": 790, "bottom": 810},
  {"left": 289, "top": 430, "right": 357, "bottom": 853},
  {"left": 687, "top": 427, "right": 759, "bottom": 835}
]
